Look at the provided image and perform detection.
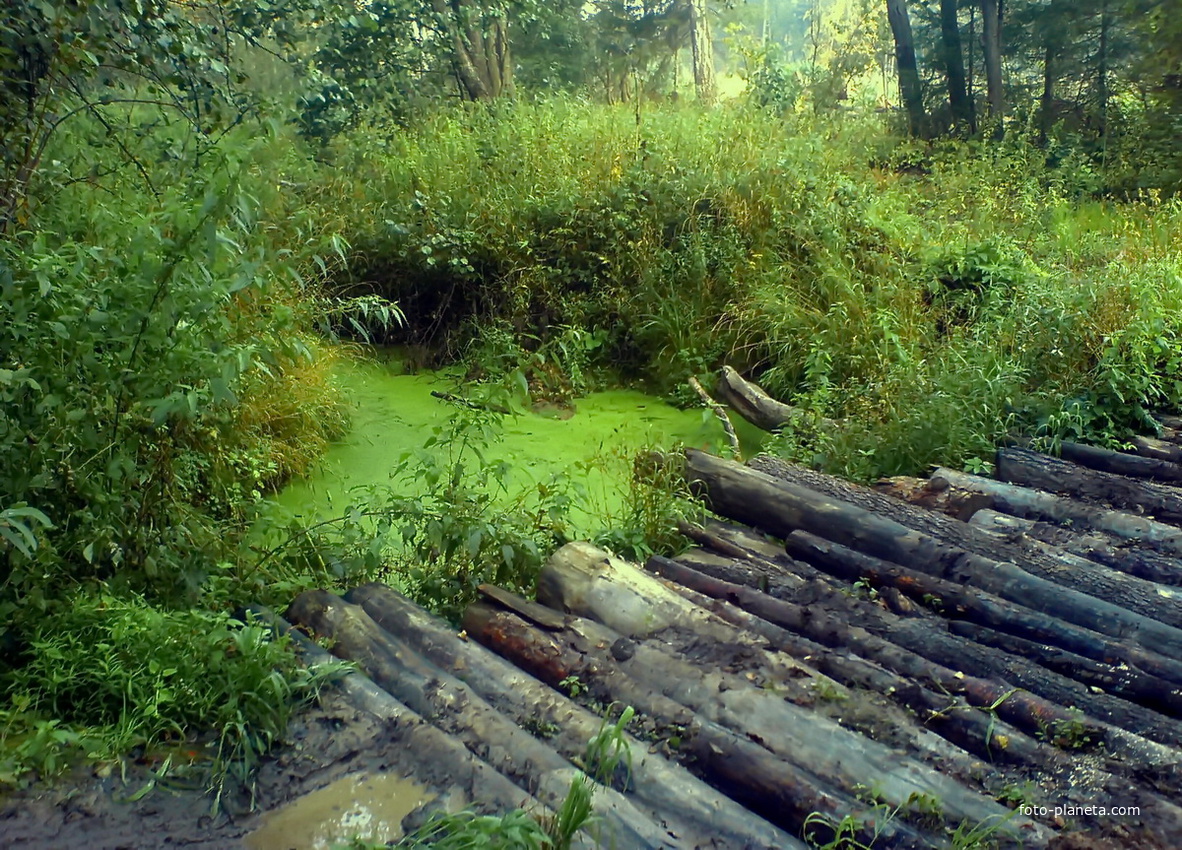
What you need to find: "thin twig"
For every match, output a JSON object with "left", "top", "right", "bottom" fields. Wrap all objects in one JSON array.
[{"left": 689, "top": 375, "right": 742, "bottom": 461}]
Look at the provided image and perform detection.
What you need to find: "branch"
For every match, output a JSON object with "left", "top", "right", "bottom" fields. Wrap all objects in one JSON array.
[{"left": 689, "top": 375, "right": 742, "bottom": 461}]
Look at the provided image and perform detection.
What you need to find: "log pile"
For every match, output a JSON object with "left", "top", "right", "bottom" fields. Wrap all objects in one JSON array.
[{"left": 273, "top": 374, "right": 1182, "bottom": 848}]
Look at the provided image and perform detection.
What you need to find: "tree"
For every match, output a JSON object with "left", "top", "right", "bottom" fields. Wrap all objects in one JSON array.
[
  {"left": 886, "top": 0, "right": 925, "bottom": 135},
  {"left": 687, "top": 0, "right": 717, "bottom": 104},
  {"left": 979, "top": 0, "right": 1004, "bottom": 119},
  {"left": 939, "top": 0, "right": 973, "bottom": 132},
  {"left": 431, "top": 0, "right": 514, "bottom": 100}
]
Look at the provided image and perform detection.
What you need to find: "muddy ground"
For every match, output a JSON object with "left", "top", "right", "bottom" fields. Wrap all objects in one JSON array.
[{"left": 0, "top": 690, "right": 425, "bottom": 850}]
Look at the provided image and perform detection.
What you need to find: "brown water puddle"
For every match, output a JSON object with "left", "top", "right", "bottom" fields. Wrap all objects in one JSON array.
[{"left": 247, "top": 770, "right": 435, "bottom": 850}]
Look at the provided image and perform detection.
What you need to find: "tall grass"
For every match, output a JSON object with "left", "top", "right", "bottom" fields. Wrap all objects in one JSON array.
[{"left": 291, "top": 98, "right": 1182, "bottom": 478}]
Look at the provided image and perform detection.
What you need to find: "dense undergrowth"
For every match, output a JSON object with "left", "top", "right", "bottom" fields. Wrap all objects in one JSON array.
[{"left": 3, "top": 96, "right": 1182, "bottom": 801}]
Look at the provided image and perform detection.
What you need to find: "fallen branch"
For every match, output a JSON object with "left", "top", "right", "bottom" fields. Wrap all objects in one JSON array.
[{"left": 688, "top": 375, "right": 742, "bottom": 460}]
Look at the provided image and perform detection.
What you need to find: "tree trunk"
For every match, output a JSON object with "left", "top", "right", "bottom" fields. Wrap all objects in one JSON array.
[
  {"left": 1040, "top": 39, "right": 1055, "bottom": 142},
  {"left": 714, "top": 366, "right": 829, "bottom": 432},
  {"left": 885, "top": 0, "right": 926, "bottom": 136},
  {"left": 432, "top": 0, "right": 513, "bottom": 100},
  {"left": 687, "top": 0, "right": 717, "bottom": 105},
  {"left": 1058, "top": 441, "right": 1182, "bottom": 483},
  {"left": 939, "top": 0, "right": 973, "bottom": 132},
  {"left": 979, "top": 0, "right": 1004, "bottom": 119},
  {"left": 342, "top": 582, "right": 795, "bottom": 850},
  {"left": 1097, "top": 0, "right": 1109, "bottom": 138}
]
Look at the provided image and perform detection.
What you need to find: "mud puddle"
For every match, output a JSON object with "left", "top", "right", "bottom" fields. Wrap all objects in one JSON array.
[{"left": 247, "top": 770, "right": 433, "bottom": 850}]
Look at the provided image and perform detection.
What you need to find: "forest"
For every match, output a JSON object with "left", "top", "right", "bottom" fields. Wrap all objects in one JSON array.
[{"left": 0, "top": 0, "right": 1180, "bottom": 846}]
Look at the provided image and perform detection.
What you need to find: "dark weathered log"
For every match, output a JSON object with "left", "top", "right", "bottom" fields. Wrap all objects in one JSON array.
[
  {"left": 693, "top": 451, "right": 1182, "bottom": 661},
  {"left": 1155, "top": 414, "right": 1182, "bottom": 431},
  {"left": 714, "top": 365, "right": 803, "bottom": 432},
  {"left": 643, "top": 553, "right": 1182, "bottom": 765},
  {"left": 1128, "top": 435, "right": 1182, "bottom": 465},
  {"left": 933, "top": 467, "right": 1182, "bottom": 555},
  {"left": 945, "top": 621, "right": 1182, "bottom": 717},
  {"left": 343, "top": 583, "right": 796, "bottom": 850},
  {"left": 1058, "top": 441, "right": 1182, "bottom": 484},
  {"left": 785, "top": 529, "right": 1182, "bottom": 694},
  {"left": 536, "top": 552, "right": 1050, "bottom": 842},
  {"left": 463, "top": 601, "right": 905, "bottom": 849},
  {"left": 997, "top": 447, "right": 1182, "bottom": 525},
  {"left": 969, "top": 509, "right": 1182, "bottom": 589},
  {"left": 642, "top": 568, "right": 1067, "bottom": 774},
  {"left": 284, "top": 590, "right": 672, "bottom": 849}
]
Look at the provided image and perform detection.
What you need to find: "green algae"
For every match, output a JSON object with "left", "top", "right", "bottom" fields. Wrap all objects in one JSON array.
[{"left": 277, "top": 356, "right": 762, "bottom": 535}]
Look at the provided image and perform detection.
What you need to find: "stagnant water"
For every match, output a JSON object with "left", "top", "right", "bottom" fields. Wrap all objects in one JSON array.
[{"left": 276, "top": 353, "right": 762, "bottom": 534}]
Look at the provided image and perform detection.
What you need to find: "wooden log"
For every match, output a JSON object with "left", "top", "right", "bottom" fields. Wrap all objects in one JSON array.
[
  {"left": 968, "top": 509, "right": 1182, "bottom": 588},
  {"left": 1058, "top": 441, "right": 1182, "bottom": 484},
  {"left": 535, "top": 552, "right": 1051, "bottom": 843},
  {"left": 692, "top": 451, "right": 1182, "bottom": 661},
  {"left": 785, "top": 529, "right": 1182, "bottom": 701},
  {"left": 241, "top": 607, "right": 548, "bottom": 826},
  {"left": 642, "top": 554, "right": 1182, "bottom": 766},
  {"left": 343, "top": 583, "right": 797, "bottom": 850},
  {"left": 945, "top": 621, "right": 1182, "bottom": 717},
  {"left": 997, "top": 447, "right": 1182, "bottom": 525},
  {"left": 463, "top": 601, "right": 907, "bottom": 849},
  {"left": 933, "top": 467, "right": 1182, "bottom": 555},
  {"left": 714, "top": 365, "right": 803, "bottom": 432},
  {"left": 758, "top": 457, "right": 1182, "bottom": 631},
  {"left": 642, "top": 566, "right": 1067, "bottom": 774},
  {"left": 1128, "top": 435, "right": 1182, "bottom": 465},
  {"left": 284, "top": 590, "right": 673, "bottom": 850},
  {"left": 873, "top": 476, "right": 995, "bottom": 521}
]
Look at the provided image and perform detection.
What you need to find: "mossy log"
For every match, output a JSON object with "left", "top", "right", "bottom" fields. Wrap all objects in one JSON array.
[
  {"left": 997, "top": 447, "right": 1182, "bottom": 525},
  {"left": 690, "top": 450, "right": 1182, "bottom": 661},
  {"left": 341, "top": 583, "right": 796, "bottom": 850}
]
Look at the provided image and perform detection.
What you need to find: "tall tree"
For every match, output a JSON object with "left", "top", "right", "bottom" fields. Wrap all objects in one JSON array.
[
  {"left": 939, "top": 0, "right": 973, "bottom": 132},
  {"left": 431, "top": 0, "right": 514, "bottom": 100},
  {"left": 687, "top": 0, "right": 717, "bottom": 104},
  {"left": 886, "top": 0, "right": 925, "bottom": 135},
  {"left": 979, "top": 0, "right": 1004, "bottom": 118}
]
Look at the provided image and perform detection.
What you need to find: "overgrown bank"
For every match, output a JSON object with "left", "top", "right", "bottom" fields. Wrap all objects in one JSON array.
[{"left": 3, "top": 97, "right": 1182, "bottom": 805}]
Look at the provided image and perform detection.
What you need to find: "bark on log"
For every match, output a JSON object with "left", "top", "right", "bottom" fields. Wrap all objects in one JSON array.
[
  {"left": 714, "top": 365, "right": 803, "bottom": 432},
  {"left": 536, "top": 551, "right": 1051, "bottom": 842},
  {"left": 463, "top": 601, "right": 904, "bottom": 849},
  {"left": 284, "top": 590, "right": 672, "bottom": 849},
  {"left": 933, "top": 467, "right": 1182, "bottom": 555},
  {"left": 695, "top": 451, "right": 1182, "bottom": 661},
  {"left": 784, "top": 530, "right": 1182, "bottom": 701},
  {"left": 642, "top": 553, "right": 1182, "bottom": 764},
  {"left": 638, "top": 564, "right": 1066, "bottom": 775},
  {"left": 242, "top": 608, "right": 548, "bottom": 827},
  {"left": 997, "top": 447, "right": 1182, "bottom": 525},
  {"left": 343, "top": 583, "right": 796, "bottom": 850},
  {"left": 759, "top": 457, "right": 1182, "bottom": 629},
  {"left": 967, "top": 510, "right": 1182, "bottom": 595},
  {"left": 1058, "top": 441, "right": 1182, "bottom": 484},
  {"left": 1127, "top": 435, "right": 1182, "bottom": 465},
  {"left": 873, "top": 476, "right": 995, "bottom": 520}
]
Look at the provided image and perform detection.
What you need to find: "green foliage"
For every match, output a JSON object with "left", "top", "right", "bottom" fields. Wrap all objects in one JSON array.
[{"left": 0, "top": 597, "right": 344, "bottom": 799}]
